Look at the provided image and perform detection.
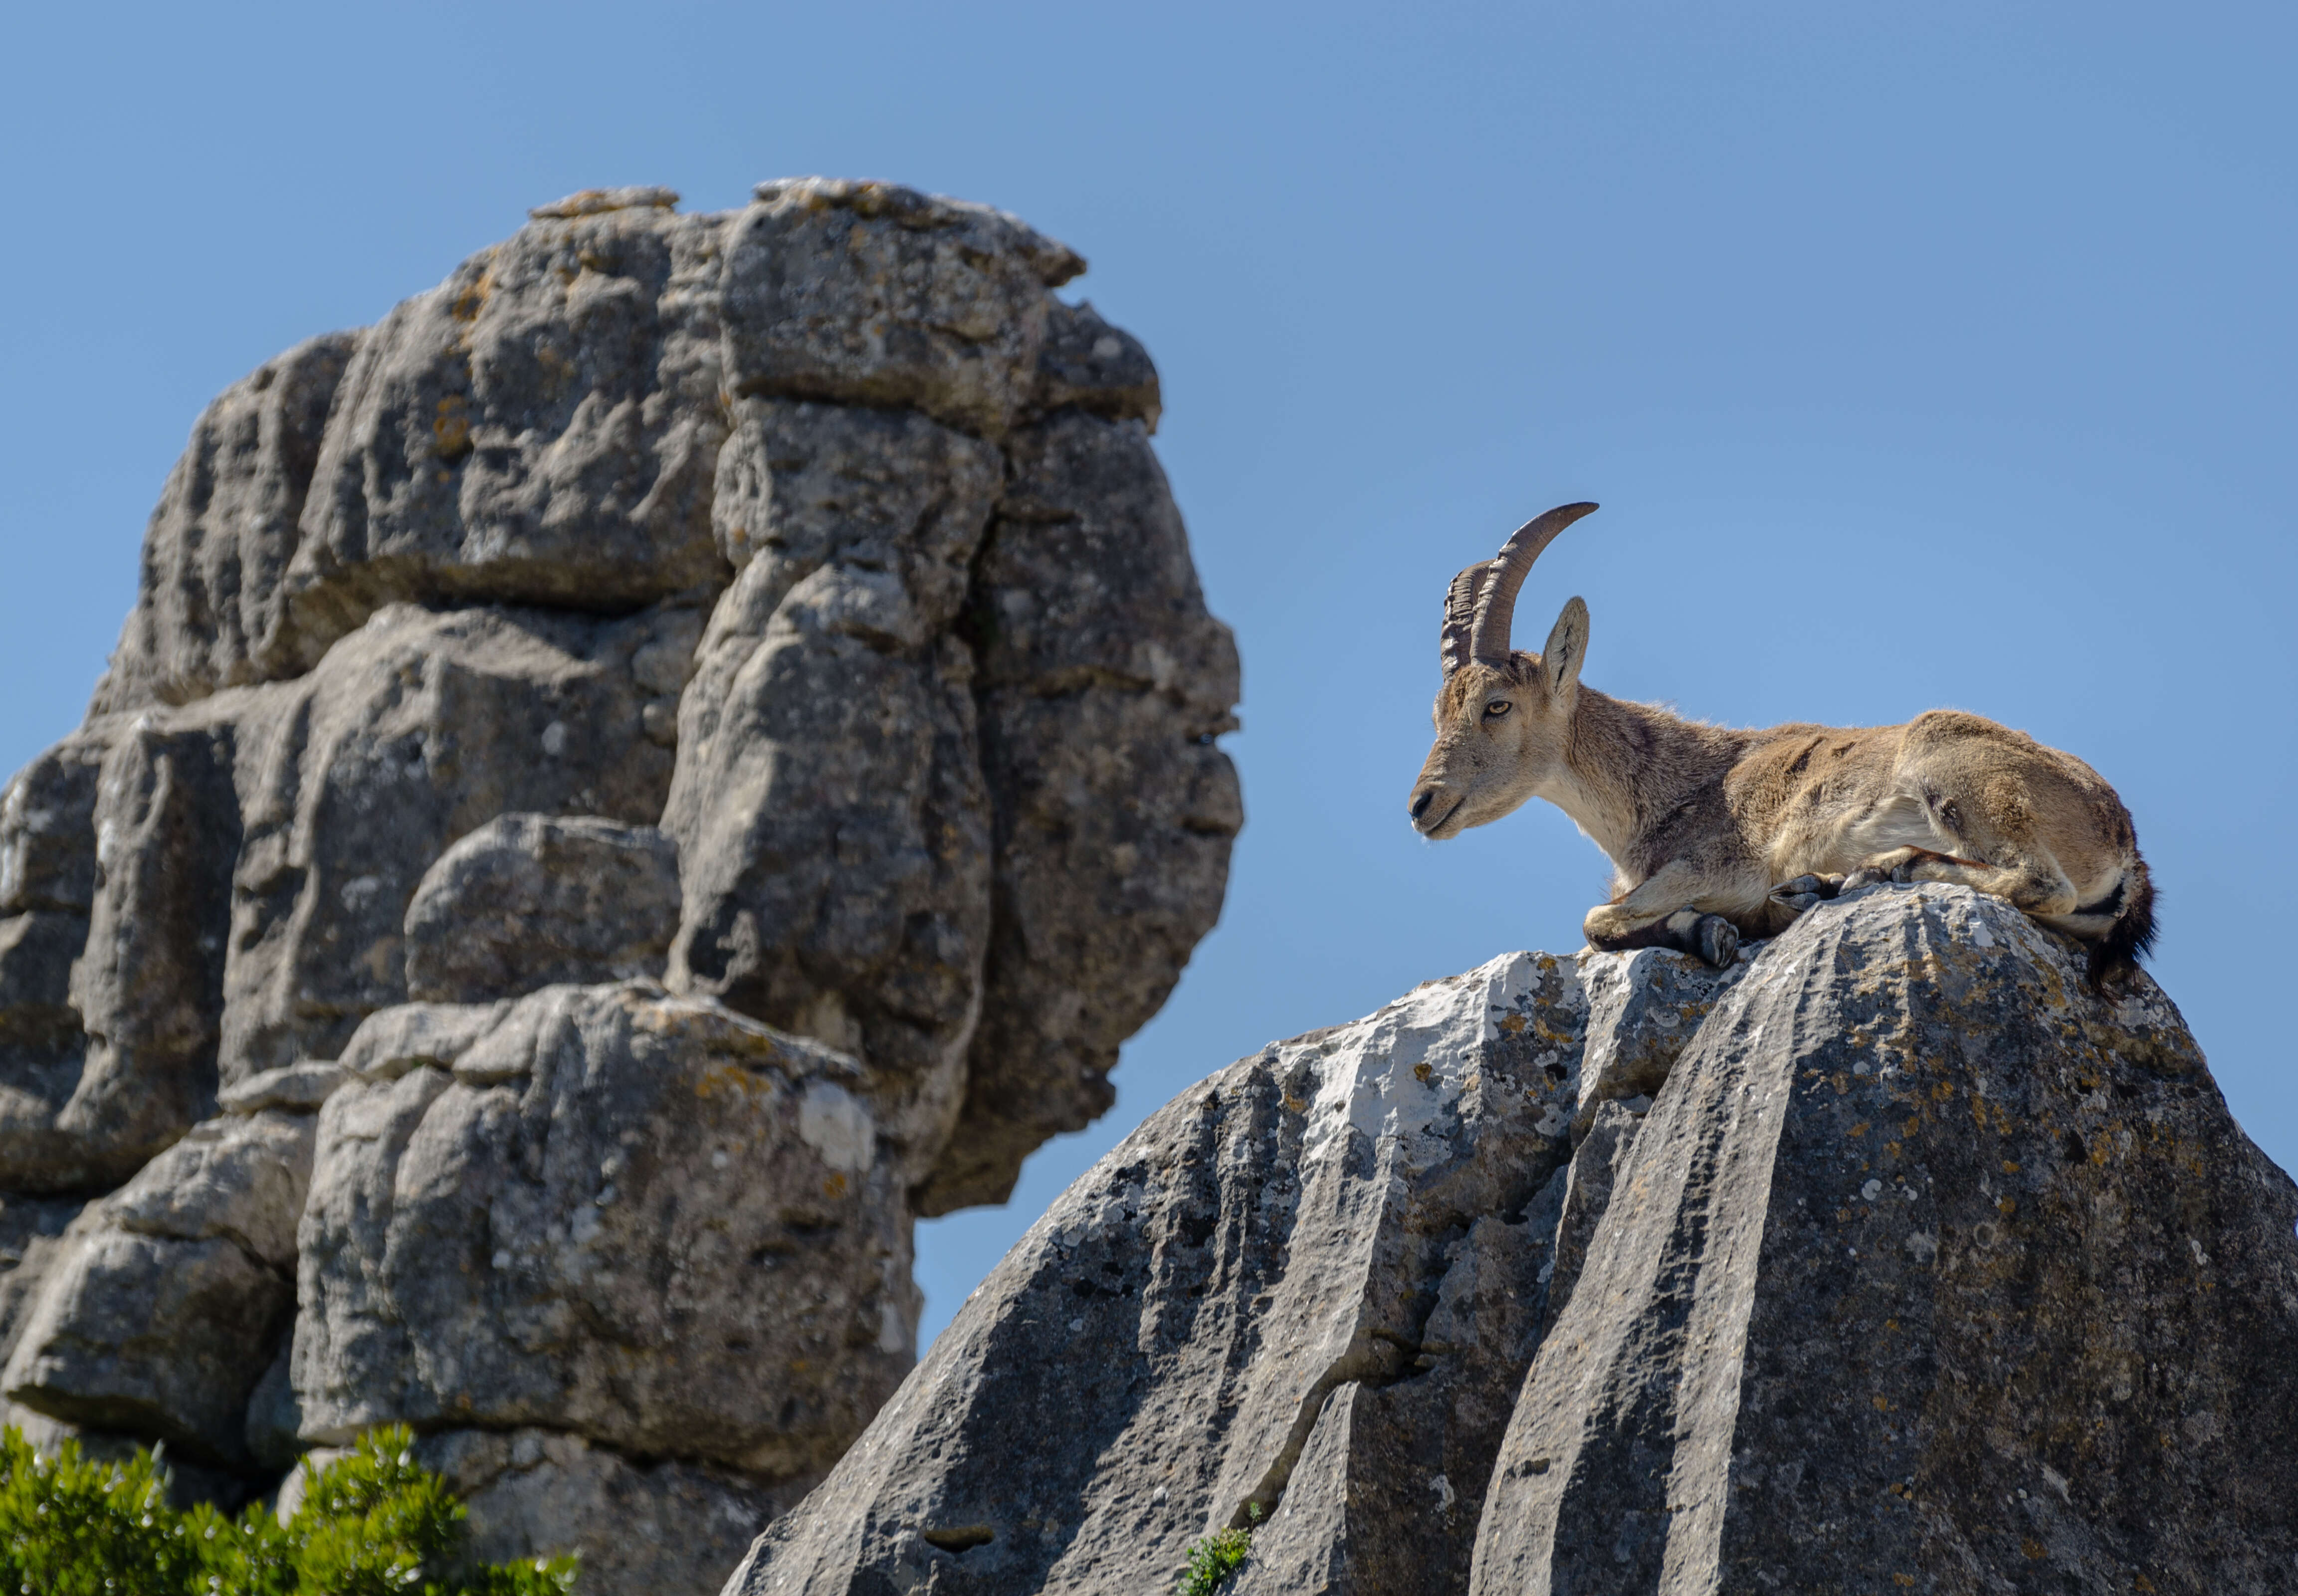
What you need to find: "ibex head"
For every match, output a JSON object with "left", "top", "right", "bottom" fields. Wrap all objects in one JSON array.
[{"left": 1408, "top": 502, "right": 1600, "bottom": 839}]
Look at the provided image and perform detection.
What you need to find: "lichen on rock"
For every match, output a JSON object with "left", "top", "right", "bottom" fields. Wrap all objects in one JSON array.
[
  {"left": 0, "top": 177, "right": 1240, "bottom": 1594},
  {"left": 731, "top": 885, "right": 2298, "bottom": 1596}
]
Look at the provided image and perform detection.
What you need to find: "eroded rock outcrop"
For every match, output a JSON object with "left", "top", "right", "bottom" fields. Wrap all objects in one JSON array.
[
  {"left": 731, "top": 885, "right": 2298, "bottom": 1596},
  {"left": 0, "top": 178, "right": 1238, "bottom": 1594}
]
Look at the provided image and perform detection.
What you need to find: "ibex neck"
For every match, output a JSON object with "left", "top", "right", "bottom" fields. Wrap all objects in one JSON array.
[{"left": 1539, "top": 688, "right": 1737, "bottom": 868}]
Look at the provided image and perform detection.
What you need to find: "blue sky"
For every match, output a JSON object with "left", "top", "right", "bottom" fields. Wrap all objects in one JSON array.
[{"left": 3, "top": 2, "right": 2291, "bottom": 1348}]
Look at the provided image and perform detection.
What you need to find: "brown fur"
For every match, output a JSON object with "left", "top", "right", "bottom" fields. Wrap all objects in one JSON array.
[{"left": 1411, "top": 614, "right": 2153, "bottom": 983}]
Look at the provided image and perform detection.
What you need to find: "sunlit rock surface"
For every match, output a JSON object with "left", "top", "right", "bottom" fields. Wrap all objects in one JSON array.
[
  {"left": 0, "top": 179, "right": 1238, "bottom": 1595},
  {"left": 731, "top": 886, "right": 2298, "bottom": 1596}
]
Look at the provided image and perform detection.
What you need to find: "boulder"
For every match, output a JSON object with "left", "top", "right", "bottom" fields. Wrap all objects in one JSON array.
[
  {"left": 0, "top": 178, "right": 1243, "bottom": 1593},
  {"left": 430, "top": 1429, "right": 815, "bottom": 1596},
  {"left": 1571, "top": 944, "right": 1746, "bottom": 1140},
  {"left": 221, "top": 601, "right": 682, "bottom": 1076},
  {"left": 62, "top": 705, "right": 247, "bottom": 1183},
  {"left": 723, "top": 178, "right": 1083, "bottom": 441},
  {"left": 89, "top": 332, "right": 359, "bottom": 712},
  {"left": 726, "top": 950, "right": 1587, "bottom": 1594},
  {"left": 293, "top": 982, "right": 915, "bottom": 1477},
  {"left": 731, "top": 886, "right": 2298, "bottom": 1596},
  {"left": 663, "top": 399, "right": 1002, "bottom": 1162},
  {"left": 925, "top": 410, "right": 1243, "bottom": 1211},
  {"left": 278, "top": 205, "right": 730, "bottom": 680},
  {"left": 1030, "top": 299, "right": 1162, "bottom": 430},
  {"left": 0, "top": 729, "right": 108, "bottom": 915},
  {"left": 402, "top": 814, "right": 681, "bottom": 1003},
  {"left": 1469, "top": 884, "right": 2298, "bottom": 1595},
  {"left": 1, "top": 1108, "right": 313, "bottom": 1467},
  {"left": 0, "top": 1195, "right": 88, "bottom": 1368}
]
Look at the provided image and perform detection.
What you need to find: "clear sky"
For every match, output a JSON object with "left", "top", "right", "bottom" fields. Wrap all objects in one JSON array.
[{"left": 3, "top": 2, "right": 2291, "bottom": 1349}]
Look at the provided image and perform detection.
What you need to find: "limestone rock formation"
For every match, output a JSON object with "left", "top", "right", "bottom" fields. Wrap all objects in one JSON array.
[
  {"left": 728, "top": 885, "right": 2298, "bottom": 1596},
  {"left": 0, "top": 178, "right": 1239, "bottom": 1596}
]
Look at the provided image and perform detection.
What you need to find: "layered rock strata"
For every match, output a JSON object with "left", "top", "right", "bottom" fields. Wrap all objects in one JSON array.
[
  {"left": 730, "top": 885, "right": 2298, "bottom": 1596},
  {"left": 0, "top": 179, "right": 1238, "bottom": 1595}
]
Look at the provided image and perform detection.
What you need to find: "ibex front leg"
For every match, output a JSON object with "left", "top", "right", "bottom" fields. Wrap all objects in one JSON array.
[{"left": 1583, "top": 861, "right": 1742, "bottom": 968}]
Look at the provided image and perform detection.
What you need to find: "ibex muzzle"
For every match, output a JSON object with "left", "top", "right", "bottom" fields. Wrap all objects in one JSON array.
[{"left": 1411, "top": 502, "right": 2155, "bottom": 982}]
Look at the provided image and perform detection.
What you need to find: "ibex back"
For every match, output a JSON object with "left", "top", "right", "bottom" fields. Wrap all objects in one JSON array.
[{"left": 1408, "top": 503, "right": 2154, "bottom": 982}]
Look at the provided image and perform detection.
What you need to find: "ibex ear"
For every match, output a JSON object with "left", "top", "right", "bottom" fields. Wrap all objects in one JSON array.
[{"left": 1540, "top": 598, "right": 1589, "bottom": 698}]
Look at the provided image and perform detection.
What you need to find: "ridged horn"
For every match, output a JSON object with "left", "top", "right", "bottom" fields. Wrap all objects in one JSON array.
[
  {"left": 1468, "top": 502, "right": 1600, "bottom": 665},
  {"left": 1440, "top": 564, "right": 1489, "bottom": 679}
]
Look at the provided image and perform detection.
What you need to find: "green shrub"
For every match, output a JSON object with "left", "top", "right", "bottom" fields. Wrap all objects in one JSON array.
[
  {"left": 0, "top": 1423, "right": 576, "bottom": 1596},
  {"left": 1176, "top": 1502, "right": 1259, "bottom": 1595}
]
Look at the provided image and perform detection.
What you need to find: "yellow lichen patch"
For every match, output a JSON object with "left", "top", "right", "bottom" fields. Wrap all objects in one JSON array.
[
  {"left": 1931, "top": 1081, "right": 1955, "bottom": 1102},
  {"left": 1884, "top": 1142, "right": 1902, "bottom": 1159},
  {"left": 1413, "top": 1062, "right": 1434, "bottom": 1084},
  {"left": 1998, "top": 1197, "right": 2017, "bottom": 1216},
  {"left": 2001, "top": 1160, "right": 2020, "bottom": 1174},
  {"left": 450, "top": 261, "right": 497, "bottom": 323},
  {"left": 432, "top": 395, "right": 473, "bottom": 462},
  {"left": 694, "top": 1060, "right": 778, "bottom": 1106},
  {"left": 823, "top": 1173, "right": 848, "bottom": 1198},
  {"left": 1500, "top": 1012, "right": 1527, "bottom": 1034},
  {"left": 2022, "top": 1539, "right": 2046, "bottom": 1560},
  {"left": 1872, "top": 1395, "right": 1891, "bottom": 1412}
]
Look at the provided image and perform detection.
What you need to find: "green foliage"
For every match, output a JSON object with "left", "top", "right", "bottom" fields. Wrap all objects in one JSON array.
[
  {"left": 0, "top": 1423, "right": 577, "bottom": 1596},
  {"left": 1176, "top": 1502, "right": 1259, "bottom": 1595}
]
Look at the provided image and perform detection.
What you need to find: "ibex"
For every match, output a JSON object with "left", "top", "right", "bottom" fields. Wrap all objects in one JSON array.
[{"left": 1408, "top": 503, "right": 2155, "bottom": 982}]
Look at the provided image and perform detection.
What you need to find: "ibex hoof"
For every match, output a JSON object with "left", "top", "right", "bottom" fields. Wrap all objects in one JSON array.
[
  {"left": 1768, "top": 873, "right": 1847, "bottom": 914},
  {"left": 1692, "top": 913, "right": 1740, "bottom": 968}
]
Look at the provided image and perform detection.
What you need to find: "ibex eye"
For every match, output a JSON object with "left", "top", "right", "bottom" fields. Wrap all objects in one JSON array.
[{"left": 1484, "top": 700, "right": 1512, "bottom": 718}]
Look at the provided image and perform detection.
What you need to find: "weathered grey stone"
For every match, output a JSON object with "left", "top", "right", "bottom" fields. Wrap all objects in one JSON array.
[
  {"left": 0, "top": 913, "right": 84, "bottom": 1053},
  {"left": 89, "top": 333, "right": 359, "bottom": 712},
  {"left": 724, "top": 179, "right": 1082, "bottom": 441},
  {"left": 665, "top": 400, "right": 1003, "bottom": 1161},
  {"left": 336, "top": 999, "right": 510, "bottom": 1082},
  {"left": 403, "top": 814, "right": 680, "bottom": 1003},
  {"left": 922, "top": 410, "right": 1242, "bottom": 1211},
  {"left": 727, "top": 952, "right": 1587, "bottom": 1595},
  {"left": 294, "top": 983, "right": 915, "bottom": 1475},
  {"left": 0, "top": 729, "right": 107, "bottom": 914},
  {"left": 736, "top": 887, "right": 2298, "bottom": 1596},
  {"left": 1537, "top": 1100, "right": 1638, "bottom": 1339},
  {"left": 277, "top": 208, "right": 732, "bottom": 676},
  {"left": 1468, "top": 884, "right": 2298, "bottom": 1595},
  {"left": 275, "top": 1426, "right": 810, "bottom": 1596},
  {"left": 242, "top": 1341, "right": 302, "bottom": 1471},
  {"left": 1572, "top": 944, "right": 1746, "bottom": 1141},
  {"left": 432, "top": 1428, "right": 814, "bottom": 1596},
  {"left": 0, "top": 742, "right": 101, "bottom": 1186},
  {"left": 221, "top": 601, "right": 678, "bottom": 1076},
  {"left": 0, "top": 178, "right": 1246, "bottom": 1565},
  {"left": 1030, "top": 299, "right": 1162, "bottom": 431},
  {"left": 62, "top": 708, "right": 247, "bottom": 1182},
  {"left": 1, "top": 1110, "right": 313, "bottom": 1467},
  {"left": 0, "top": 1195, "right": 87, "bottom": 1369},
  {"left": 529, "top": 185, "right": 681, "bottom": 220},
  {"left": 218, "top": 1060, "right": 347, "bottom": 1116}
]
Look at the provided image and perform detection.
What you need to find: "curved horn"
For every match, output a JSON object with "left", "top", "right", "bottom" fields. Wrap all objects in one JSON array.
[
  {"left": 1440, "top": 564, "right": 1489, "bottom": 678},
  {"left": 1468, "top": 502, "right": 1600, "bottom": 664}
]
